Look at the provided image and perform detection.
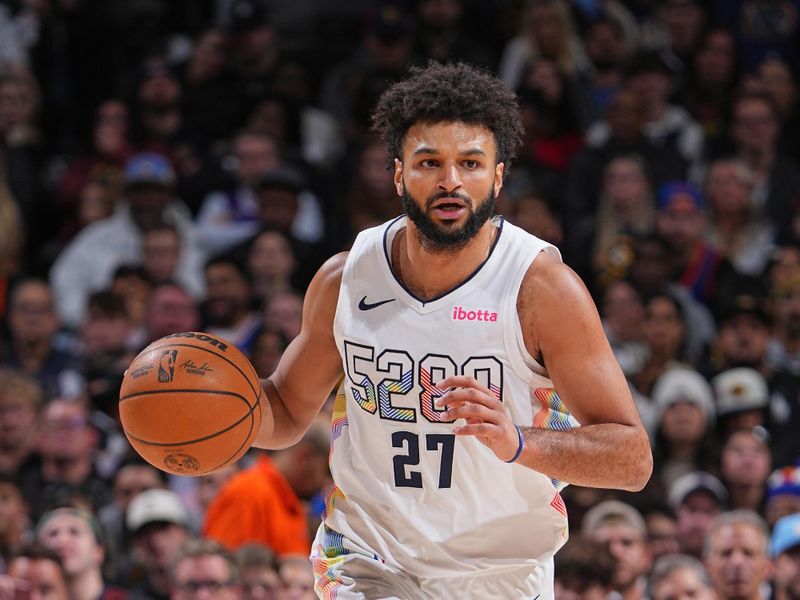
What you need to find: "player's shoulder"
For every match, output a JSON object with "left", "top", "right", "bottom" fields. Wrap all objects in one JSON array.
[
  {"left": 519, "top": 250, "right": 594, "bottom": 317},
  {"left": 305, "top": 251, "right": 349, "bottom": 311}
]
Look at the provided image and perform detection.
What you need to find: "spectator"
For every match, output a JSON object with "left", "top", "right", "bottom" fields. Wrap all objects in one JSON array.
[
  {"left": 110, "top": 267, "right": 153, "bottom": 337},
  {"left": 564, "top": 89, "right": 686, "bottom": 232},
  {"left": 702, "top": 292, "right": 771, "bottom": 378},
  {"left": 728, "top": 91, "right": 800, "bottom": 236},
  {"left": 587, "top": 50, "right": 704, "bottom": 168},
  {"left": 80, "top": 291, "right": 136, "bottom": 418},
  {"left": 552, "top": 534, "right": 615, "bottom": 600},
  {"left": 669, "top": 471, "right": 729, "bottom": 558},
  {"left": 262, "top": 291, "right": 302, "bottom": 343},
  {"left": 565, "top": 154, "right": 654, "bottom": 293},
  {"left": 36, "top": 506, "right": 124, "bottom": 600},
  {"left": 640, "top": 500, "right": 680, "bottom": 562},
  {"left": 140, "top": 282, "right": 200, "bottom": 346},
  {"left": 411, "top": 0, "right": 494, "bottom": 68},
  {"left": 712, "top": 368, "right": 771, "bottom": 437},
  {"left": 765, "top": 464, "right": 800, "bottom": 529},
  {"left": 628, "top": 235, "right": 717, "bottom": 365},
  {"left": 56, "top": 100, "right": 133, "bottom": 230},
  {"left": 2, "top": 543, "right": 69, "bottom": 600},
  {"left": 600, "top": 279, "right": 648, "bottom": 380},
  {"left": 654, "top": 181, "right": 727, "bottom": 308},
  {"left": 203, "top": 256, "right": 261, "bottom": 355},
  {"left": 195, "top": 465, "right": 242, "bottom": 524},
  {"left": 582, "top": 500, "right": 652, "bottom": 600},
  {"left": 719, "top": 427, "right": 772, "bottom": 513},
  {"left": 248, "top": 328, "right": 287, "bottom": 379},
  {"left": 648, "top": 553, "right": 716, "bottom": 600},
  {"left": 498, "top": 0, "right": 588, "bottom": 92},
  {"left": 0, "top": 476, "right": 30, "bottom": 571},
  {"left": 766, "top": 275, "right": 800, "bottom": 376},
  {"left": 50, "top": 153, "right": 204, "bottom": 329},
  {"left": 127, "top": 489, "right": 193, "bottom": 600},
  {"left": 97, "top": 459, "right": 166, "bottom": 585},
  {"left": 650, "top": 367, "right": 717, "bottom": 491},
  {"left": 246, "top": 230, "right": 298, "bottom": 308},
  {"left": 0, "top": 369, "right": 42, "bottom": 477},
  {"left": 344, "top": 134, "right": 399, "bottom": 235},
  {"left": 179, "top": 28, "right": 239, "bottom": 145},
  {"left": 757, "top": 56, "right": 800, "bottom": 165},
  {"left": 25, "top": 398, "right": 111, "bottom": 521},
  {"left": 704, "top": 510, "right": 773, "bottom": 600},
  {"left": 2, "top": 278, "right": 84, "bottom": 400},
  {"left": 704, "top": 158, "right": 775, "bottom": 277},
  {"left": 141, "top": 225, "right": 182, "bottom": 286},
  {"left": 169, "top": 538, "right": 239, "bottom": 600},
  {"left": 203, "top": 422, "right": 329, "bottom": 557},
  {"left": 235, "top": 544, "right": 279, "bottom": 600},
  {"left": 771, "top": 513, "right": 800, "bottom": 600},
  {"left": 581, "top": 15, "right": 632, "bottom": 123},
  {"left": 630, "top": 292, "right": 689, "bottom": 399},
  {"left": 320, "top": 3, "right": 415, "bottom": 144},
  {"left": 267, "top": 60, "right": 345, "bottom": 171},
  {"left": 132, "top": 57, "right": 186, "bottom": 155},
  {"left": 0, "top": 160, "right": 23, "bottom": 300},
  {"left": 195, "top": 130, "right": 279, "bottom": 256},
  {"left": 276, "top": 556, "right": 314, "bottom": 600},
  {"left": 679, "top": 26, "right": 740, "bottom": 142}
]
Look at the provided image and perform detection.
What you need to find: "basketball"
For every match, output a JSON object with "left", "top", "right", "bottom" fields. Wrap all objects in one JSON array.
[{"left": 119, "top": 332, "right": 263, "bottom": 476}]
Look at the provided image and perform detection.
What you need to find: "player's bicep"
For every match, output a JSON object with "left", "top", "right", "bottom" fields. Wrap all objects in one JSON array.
[
  {"left": 524, "top": 256, "right": 639, "bottom": 427},
  {"left": 269, "top": 253, "right": 346, "bottom": 426}
]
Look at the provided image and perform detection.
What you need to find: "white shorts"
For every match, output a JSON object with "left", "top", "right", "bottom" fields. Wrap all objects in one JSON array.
[{"left": 311, "top": 525, "right": 554, "bottom": 600}]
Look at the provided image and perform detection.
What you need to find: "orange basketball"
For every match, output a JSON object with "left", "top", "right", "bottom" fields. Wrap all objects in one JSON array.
[{"left": 119, "top": 332, "right": 263, "bottom": 476}]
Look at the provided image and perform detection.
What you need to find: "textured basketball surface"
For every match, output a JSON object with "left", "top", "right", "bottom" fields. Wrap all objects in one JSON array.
[{"left": 119, "top": 332, "right": 263, "bottom": 476}]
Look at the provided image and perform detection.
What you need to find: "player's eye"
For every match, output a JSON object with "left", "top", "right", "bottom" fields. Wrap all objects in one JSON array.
[
  {"left": 420, "top": 159, "right": 439, "bottom": 168},
  {"left": 462, "top": 160, "right": 479, "bottom": 169}
]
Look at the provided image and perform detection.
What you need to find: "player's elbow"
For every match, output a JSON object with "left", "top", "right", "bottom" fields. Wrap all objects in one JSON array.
[{"left": 623, "top": 431, "right": 653, "bottom": 492}]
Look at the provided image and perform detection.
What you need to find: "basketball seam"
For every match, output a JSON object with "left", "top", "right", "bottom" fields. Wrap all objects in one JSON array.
[
  {"left": 214, "top": 387, "right": 262, "bottom": 471},
  {"left": 122, "top": 389, "right": 257, "bottom": 446}
]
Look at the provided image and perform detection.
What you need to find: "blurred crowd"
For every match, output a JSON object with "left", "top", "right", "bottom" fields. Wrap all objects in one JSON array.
[{"left": 1, "top": 0, "right": 800, "bottom": 598}]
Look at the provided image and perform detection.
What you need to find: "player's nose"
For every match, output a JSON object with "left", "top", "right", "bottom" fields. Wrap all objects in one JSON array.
[{"left": 437, "top": 163, "right": 462, "bottom": 192}]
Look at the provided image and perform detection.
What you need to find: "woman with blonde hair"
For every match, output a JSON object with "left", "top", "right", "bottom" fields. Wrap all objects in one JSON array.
[
  {"left": 498, "top": 0, "right": 589, "bottom": 91},
  {"left": 565, "top": 154, "right": 655, "bottom": 294}
]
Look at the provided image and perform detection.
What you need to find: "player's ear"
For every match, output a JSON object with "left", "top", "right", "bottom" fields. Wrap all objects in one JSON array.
[
  {"left": 393, "top": 158, "right": 404, "bottom": 197},
  {"left": 494, "top": 162, "right": 505, "bottom": 198}
]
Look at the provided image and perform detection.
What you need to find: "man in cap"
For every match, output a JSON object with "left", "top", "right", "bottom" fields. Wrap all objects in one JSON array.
[
  {"left": 654, "top": 181, "right": 728, "bottom": 307},
  {"left": 765, "top": 465, "right": 800, "bottom": 528},
  {"left": 126, "top": 489, "right": 193, "bottom": 600},
  {"left": 50, "top": 153, "right": 204, "bottom": 328},
  {"left": 669, "top": 471, "right": 729, "bottom": 558},
  {"left": 772, "top": 513, "right": 800, "bottom": 600},
  {"left": 704, "top": 292, "right": 771, "bottom": 378},
  {"left": 582, "top": 500, "right": 652, "bottom": 600},
  {"left": 713, "top": 368, "right": 771, "bottom": 436}
]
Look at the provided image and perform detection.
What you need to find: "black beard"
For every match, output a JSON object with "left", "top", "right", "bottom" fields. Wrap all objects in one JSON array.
[{"left": 401, "top": 184, "right": 495, "bottom": 253}]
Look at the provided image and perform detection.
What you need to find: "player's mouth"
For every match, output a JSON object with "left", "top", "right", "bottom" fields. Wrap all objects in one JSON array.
[{"left": 430, "top": 197, "right": 467, "bottom": 220}]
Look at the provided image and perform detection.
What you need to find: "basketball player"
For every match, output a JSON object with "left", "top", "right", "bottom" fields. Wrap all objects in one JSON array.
[{"left": 253, "top": 62, "right": 653, "bottom": 599}]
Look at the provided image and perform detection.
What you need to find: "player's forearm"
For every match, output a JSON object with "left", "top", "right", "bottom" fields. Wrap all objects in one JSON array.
[
  {"left": 516, "top": 423, "right": 652, "bottom": 492},
  {"left": 252, "top": 378, "right": 307, "bottom": 450}
]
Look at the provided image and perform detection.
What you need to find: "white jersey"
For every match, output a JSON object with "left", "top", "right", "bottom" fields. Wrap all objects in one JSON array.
[{"left": 322, "top": 215, "right": 579, "bottom": 580}]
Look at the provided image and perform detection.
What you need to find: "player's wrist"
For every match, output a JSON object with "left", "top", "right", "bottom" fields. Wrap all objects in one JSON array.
[{"left": 504, "top": 425, "right": 524, "bottom": 463}]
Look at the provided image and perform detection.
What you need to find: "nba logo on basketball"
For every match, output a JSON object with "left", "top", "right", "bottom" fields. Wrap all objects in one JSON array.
[{"left": 158, "top": 350, "right": 178, "bottom": 382}]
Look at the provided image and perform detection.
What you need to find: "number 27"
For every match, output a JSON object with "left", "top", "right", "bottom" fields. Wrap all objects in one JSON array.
[{"left": 392, "top": 431, "right": 454, "bottom": 489}]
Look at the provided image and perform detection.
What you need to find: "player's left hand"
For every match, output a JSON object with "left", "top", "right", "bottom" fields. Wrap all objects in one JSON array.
[{"left": 436, "top": 375, "right": 521, "bottom": 463}]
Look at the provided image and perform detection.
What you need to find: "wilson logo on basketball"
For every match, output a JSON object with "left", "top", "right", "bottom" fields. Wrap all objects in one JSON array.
[
  {"left": 157, "top": 350, "right": 178, "bottom": 383},
  {"left": 163, "top": 332, "right": 229, "bottom": 351},
  {"left": 181, "top": 359, "right": 213, "bottom": 376},
  {"left": 451, "top": 306, "right": 498, "bottom": 322}
]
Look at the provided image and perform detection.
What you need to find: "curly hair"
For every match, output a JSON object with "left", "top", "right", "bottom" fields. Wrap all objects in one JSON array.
[{"left": 371, "top": 62, "right": 524, "bottom": 174}]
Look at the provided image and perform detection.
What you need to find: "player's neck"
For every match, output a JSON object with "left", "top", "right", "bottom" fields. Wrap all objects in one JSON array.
[{"left": 392, "top": 221, "right": 497, "bottom": 301}]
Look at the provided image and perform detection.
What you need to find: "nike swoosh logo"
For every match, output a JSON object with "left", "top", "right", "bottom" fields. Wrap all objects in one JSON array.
[{"left": 358, "top": 296, "right": 395, "bottom": 311}]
